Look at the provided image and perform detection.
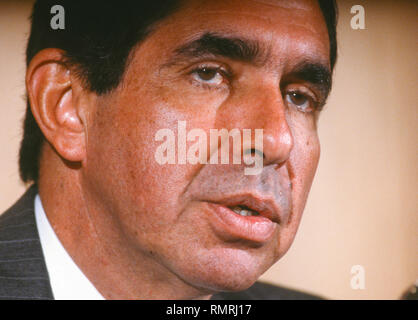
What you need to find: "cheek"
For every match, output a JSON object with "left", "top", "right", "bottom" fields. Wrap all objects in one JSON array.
[
  {"left": 86, "top": 83, "right": 226, "bottom": 234},
  {"left": 281, "top": 114, "right": 319, "bottom": 210},
  {"left": 273, "top": 129, "right": 319, "bottom": 258},
  {"left": 84, "top": 97, "right": 179, "bottom": 229},
  {"left": 287, "top": 128, "right": 320, "bottom": 229},
  {"left": 286, "top": 110, "right": 320, "bottom": 195},
  {"left": 290, "top": 121, "right": 320, "bottom": 196}
]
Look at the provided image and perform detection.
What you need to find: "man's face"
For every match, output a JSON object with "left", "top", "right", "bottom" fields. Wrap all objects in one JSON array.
[{"left": 82, "top": 0, "right": 330, "bottom": 293}]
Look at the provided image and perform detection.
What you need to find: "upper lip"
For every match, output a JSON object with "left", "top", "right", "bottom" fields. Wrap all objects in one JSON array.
[{"left": 209, "top": 193, "right": 283, "bottom": 224}]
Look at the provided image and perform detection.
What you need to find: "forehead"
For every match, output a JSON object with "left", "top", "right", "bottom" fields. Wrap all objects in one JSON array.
[
  {"left": 182, "top": 0, "right": 323, "bottom": 21},
  {"left": 155, "top": 0, "right": 330, "bottom": 66}
]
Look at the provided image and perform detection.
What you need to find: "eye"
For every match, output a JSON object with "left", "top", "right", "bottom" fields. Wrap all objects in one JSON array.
[
  {"left": 285, "top": 91, "right": 317, "bottom": 113},
  {"left": 190, "top": 66, "right": 226, "bottom": 86}
]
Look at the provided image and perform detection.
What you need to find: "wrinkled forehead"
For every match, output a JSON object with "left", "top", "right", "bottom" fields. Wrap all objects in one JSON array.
[
  {"left": 189, "top": 0, "right": 321, "bottom": 11},
  {"left": 151, "top": 0, "right": 330, "bottom": 67},
  {"left": 177, "top": 0, "right": 326, "bottom": 28}
]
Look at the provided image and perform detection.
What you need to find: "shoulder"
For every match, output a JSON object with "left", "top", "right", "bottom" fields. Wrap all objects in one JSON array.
[
  {"left": 212, "top": 281, "right": 324, "bottom": 300},
  {"left": 0, "top": 184, "right": 38, "bottom": 227},
  {"left": 0, "top": 185, "right": 53, "bottom": 300}
]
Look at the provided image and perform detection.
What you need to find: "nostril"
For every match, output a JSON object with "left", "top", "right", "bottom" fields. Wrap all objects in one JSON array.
[{"left": 244, "top": 148, "right": 265, "bottom": 159}]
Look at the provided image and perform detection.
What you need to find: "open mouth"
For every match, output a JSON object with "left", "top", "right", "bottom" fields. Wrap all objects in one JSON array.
[
  {"left": 205, "top": 201, "right": 277, "bottom": 243},
  {"left": 203, "top": 192, "right": 283, "bottom": 225},
  {"left": 228, "top": 205, "right": 260, "bottom": 217}
]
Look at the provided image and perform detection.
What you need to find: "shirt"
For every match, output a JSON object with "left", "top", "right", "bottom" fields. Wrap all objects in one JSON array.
[{"left": 34, "top": 194, "right": 105, "bottom": 300}]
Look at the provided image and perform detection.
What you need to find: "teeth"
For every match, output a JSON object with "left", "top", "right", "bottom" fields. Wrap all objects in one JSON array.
[{"left": 231, "top": 206, "right": 259, "bottom": 217}]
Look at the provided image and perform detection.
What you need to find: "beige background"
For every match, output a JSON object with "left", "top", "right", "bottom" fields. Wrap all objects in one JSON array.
[{"left": 0, "top": 0, "right": 416, "bottom": 299}]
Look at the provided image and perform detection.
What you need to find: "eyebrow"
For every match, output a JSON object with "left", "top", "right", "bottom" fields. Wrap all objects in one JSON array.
[
  {"left": 170, "top": 32, "right": 267, "bottom": 65},
  {"left": 166, "top": 32, "right": 332, "bottom": 102}
]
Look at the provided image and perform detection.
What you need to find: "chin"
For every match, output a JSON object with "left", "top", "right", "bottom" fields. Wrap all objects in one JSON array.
[
  {"left": 189, "top": 270, "right": 260, "bottom": 294},
  {"left": 178, "top": 247, "right": 274, "bottom": 293}
]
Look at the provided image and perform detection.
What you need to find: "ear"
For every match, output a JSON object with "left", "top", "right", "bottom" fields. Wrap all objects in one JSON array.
[{"left": 26, "top": 48, "right": 87, "bottom": 162}]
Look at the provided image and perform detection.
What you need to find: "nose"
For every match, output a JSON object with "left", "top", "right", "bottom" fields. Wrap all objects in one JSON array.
[{"left": 242, "top": 84, "right": 294, "bottom": 167}]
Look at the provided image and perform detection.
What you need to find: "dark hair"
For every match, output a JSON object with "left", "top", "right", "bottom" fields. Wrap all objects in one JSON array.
[{"left": 19, "top": 0, "right": 338, "bottom": 183}]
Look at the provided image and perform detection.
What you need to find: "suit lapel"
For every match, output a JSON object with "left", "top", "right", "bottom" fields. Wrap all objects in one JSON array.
[{"left": 0, "top": 185, "right": 54, "bottom": 300}]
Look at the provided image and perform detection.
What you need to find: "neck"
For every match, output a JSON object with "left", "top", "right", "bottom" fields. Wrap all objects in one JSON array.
[{"left": 37, "top": 145, "right": 213, "bottom": 299}]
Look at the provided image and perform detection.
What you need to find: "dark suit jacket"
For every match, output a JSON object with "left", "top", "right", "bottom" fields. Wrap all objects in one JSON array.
[{"left": 0, "top": 185, "right": 322, "bottom": 300}]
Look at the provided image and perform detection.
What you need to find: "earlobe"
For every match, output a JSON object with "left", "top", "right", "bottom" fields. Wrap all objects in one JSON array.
[{"left": 26, "top": 48, "right": 86, "bottom": 162}]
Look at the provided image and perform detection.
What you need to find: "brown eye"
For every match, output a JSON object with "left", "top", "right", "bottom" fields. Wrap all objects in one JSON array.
[
  {"left": 191, "top": 66, "right": 225, "bottom": 86},
  {"left": 196, "top": 68, "right": 218, "bottom": 81},
  {"left": 285, "top": 91, "right": 315, "bottom": 112},
  {"left": 289, "top": 92, "right": 308, "bottom": 105}
]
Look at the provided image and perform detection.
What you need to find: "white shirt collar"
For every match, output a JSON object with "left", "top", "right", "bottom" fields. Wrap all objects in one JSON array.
[{"left": 34, "top": 194, "right": 105, "bottom": 300}]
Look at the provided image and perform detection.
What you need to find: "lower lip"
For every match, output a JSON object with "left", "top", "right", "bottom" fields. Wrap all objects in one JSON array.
[{"left": 205, "top": 202, "right": 277, "bottom": 243}]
